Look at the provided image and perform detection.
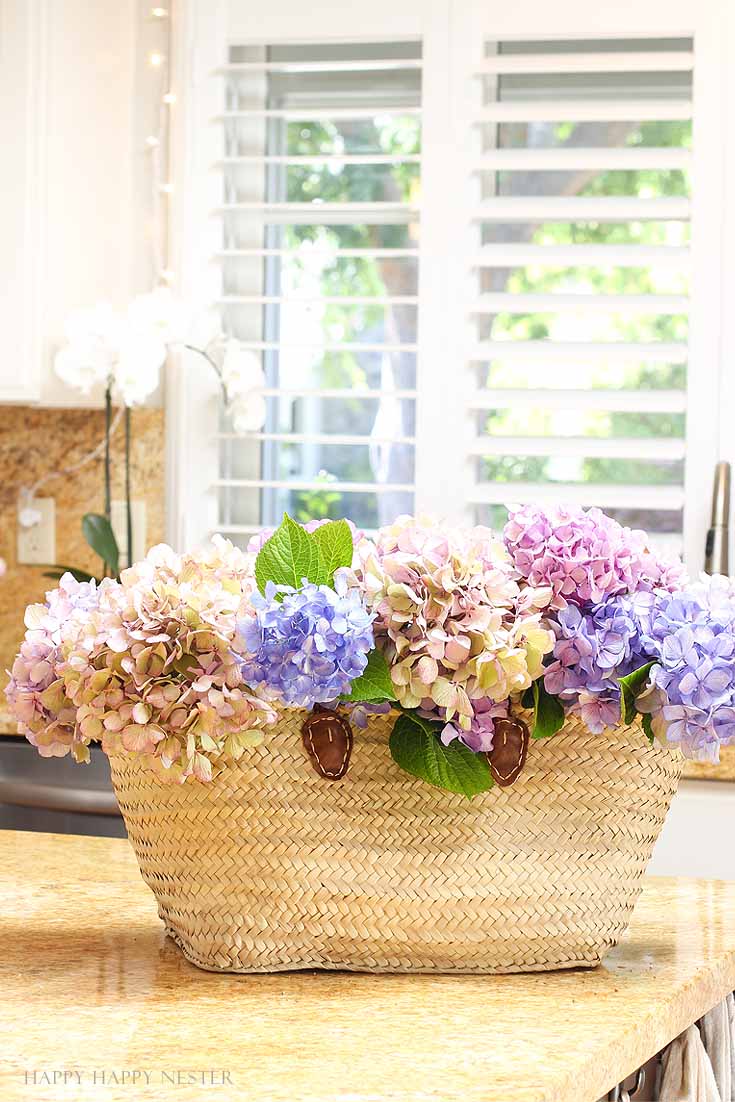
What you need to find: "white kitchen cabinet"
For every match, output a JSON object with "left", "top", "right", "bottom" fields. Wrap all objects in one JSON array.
[
  {"left": 649, "top": 781, "right": 735, "bottom": 879},
  {"left": 0, "top": 0, "right": 45, "bottom": 402},
  {"left": 0, "top": 0, "right": 138, "bottom": 406}
]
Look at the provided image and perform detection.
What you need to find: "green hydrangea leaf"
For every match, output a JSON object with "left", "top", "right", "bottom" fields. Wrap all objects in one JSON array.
[
  {"left": 641, "top": 712, "right": 655, "bottom": 744},
  {"left": 311, "top": 519, "right": 354, "bottom": 581},
  {"left": 523, "top": 679, "right": 565, "bottom": 740},
  {"left": 619, "top": 662, "right": 655, "bottom": 726},
  {"left": 341, "top": 647, "right": 396, "bottom": 703},
  {"left": 388, "top": 712, "right": 493, "bottom": 799},
  {"left": 255, "top": 514, "right": 327, "bottom": 593}
]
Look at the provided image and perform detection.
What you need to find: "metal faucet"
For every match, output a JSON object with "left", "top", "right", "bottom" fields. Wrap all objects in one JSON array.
[{"left": 704, "top": 461, "right": 731, "bottom": 576}]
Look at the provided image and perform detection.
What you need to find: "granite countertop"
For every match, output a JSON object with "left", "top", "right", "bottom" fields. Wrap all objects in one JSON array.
[
  {"left": 0, "top": 708, "right": 18, "bottom": 733},
  {"left": 2, "top": 831, "right": 735, "bottom": 1102}
]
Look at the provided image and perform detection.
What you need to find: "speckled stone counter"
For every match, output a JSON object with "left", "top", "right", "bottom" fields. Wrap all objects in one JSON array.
[{"left": 2, "top": 831, "right": 735, "bottom": 1102}]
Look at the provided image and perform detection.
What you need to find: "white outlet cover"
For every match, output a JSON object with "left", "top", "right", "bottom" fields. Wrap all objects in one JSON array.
[{"left": 17, "top": 498, "right": 56, "bottom": 565}]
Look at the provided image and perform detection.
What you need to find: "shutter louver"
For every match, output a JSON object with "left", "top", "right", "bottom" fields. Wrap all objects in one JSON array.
[{"left": 462, "top": 36, "right": 693, "bottom": 554}]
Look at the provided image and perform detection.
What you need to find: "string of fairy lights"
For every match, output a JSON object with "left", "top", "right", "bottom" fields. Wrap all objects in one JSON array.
[
  {"left": 146, "top": 4, "right": 175, "bottom": 286},
  {"left": 16, "top": 5, "right": 178, "bottom": 532}
]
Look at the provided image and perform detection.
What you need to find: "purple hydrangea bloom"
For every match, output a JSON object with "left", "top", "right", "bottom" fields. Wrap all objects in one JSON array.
[
  {"left": 237, "top": 576, "right": 374, "bottom": 707},
  {"left": 638, "top": 577, "right": 735, "bottom": 760},
  {"left": 650, "top": 704, "right": 725, "bottom": 763},
  {"left": 346, "top": 701, "right": 392, "bottom": 728},
  {"left": 439, "top": 698, "right": 508, "bottom": 753},
  {"left": 573, "top": 692, "right": 622, "bottom": 736},
  {"left": 544, "top": 576, "right": 735, "bottom": 758},
  {"left": 543, "top": 595, "right": 653, "bottom": 733},
  {"left": 47, "top": 572, "right": 100, "bottom": 620}
]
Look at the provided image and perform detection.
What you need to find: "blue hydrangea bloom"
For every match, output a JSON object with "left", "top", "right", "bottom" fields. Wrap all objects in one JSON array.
[{"left": 237, "top": 576, "right": 374, "bottom": 707}]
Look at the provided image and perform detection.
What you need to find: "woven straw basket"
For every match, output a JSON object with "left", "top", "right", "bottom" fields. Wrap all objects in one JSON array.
[{"left": 109, "top": 712, "right": 682, "bottom": 975}]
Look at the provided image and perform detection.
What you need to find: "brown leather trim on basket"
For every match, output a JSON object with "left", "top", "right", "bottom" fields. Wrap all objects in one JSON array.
[
  {"left": 301, "top": 708, "right": 353, "bottom": 780},
  {"left": 487, "top": 717, "right": 530, "bottom": 787}
]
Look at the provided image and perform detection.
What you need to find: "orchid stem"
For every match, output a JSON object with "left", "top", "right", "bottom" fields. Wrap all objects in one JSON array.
[
  {"left": 183, "top": 343, "right": 228, "bottom": 403},
  {"left": 104, "top": 384, "right": 112, "bottom": 522},
  {"left": 125, "top": 406, "right": 133, "bottom": 569}
]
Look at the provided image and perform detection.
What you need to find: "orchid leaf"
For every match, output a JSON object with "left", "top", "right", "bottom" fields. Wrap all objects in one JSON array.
[
  {"left": 388, "top": 712, "right": 493, "bottom": 799},
  {"left": 82, "top": 513, "right": 119, "bottom": 577},
  {"left": 619, "top": 662, "right": 655, "bottom": 726}
]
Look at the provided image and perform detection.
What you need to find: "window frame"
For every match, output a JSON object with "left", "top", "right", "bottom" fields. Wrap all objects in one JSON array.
[{"left": 168, "top": 0, "right": 733, "bottom": 571}]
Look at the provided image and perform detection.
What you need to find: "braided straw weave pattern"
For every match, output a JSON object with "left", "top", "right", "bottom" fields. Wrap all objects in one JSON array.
[{"left": 109, "top": 712, "right": 682, "bottom": 975}]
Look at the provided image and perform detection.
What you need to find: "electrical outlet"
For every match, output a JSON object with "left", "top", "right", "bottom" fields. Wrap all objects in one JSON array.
[
  {"left": 111, "top": 500, "right": 148, "bottom": 569},
  {"left": 17, "top": 498, "right": 56, "bottom": 565}
]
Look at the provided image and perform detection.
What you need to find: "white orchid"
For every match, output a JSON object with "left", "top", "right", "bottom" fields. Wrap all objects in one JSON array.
[
  {"left": 54, "top": 294, "right": 263, "bottom": 427},
  {"left": 230, "top": 393, "right": 267, "bottom": 434},
  {"left": 63, "top": 302, "right": 121, "bottom": 347},
  {"left": 54, "top": 303, "right": 120, "bottom": 393},
  {"left": 54, "top": 338, "right": 115, "bottom": 394},
  {"left": 113, "top": 328, "right": 167, "bottom": 406},
  {"left": 18, "top": 506, "right": 42, "bottom": 529},
  {"left": 127, "top": 287, "right": 189, "bottom": 345},
  {"left": 54, "top": 294, "right": 174, "bottom": 406},
  {"left": 219, "top": 340, "right": 266, "bottom": 433},
  {"left": 220, "top": 341, "right": 264, "bottom": 397}
]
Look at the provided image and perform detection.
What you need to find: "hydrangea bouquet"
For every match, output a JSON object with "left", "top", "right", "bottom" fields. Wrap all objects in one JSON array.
[{"left": 8, "top": 506, "right": 735, "bottom": 798}]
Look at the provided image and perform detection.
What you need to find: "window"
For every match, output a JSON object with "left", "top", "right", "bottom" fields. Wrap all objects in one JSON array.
[
  {"left": 171, "top": 0, "right": 730, "bottom": 569},
  {"left": 215, "top": 42, "right": 421, "bottom": 538}
]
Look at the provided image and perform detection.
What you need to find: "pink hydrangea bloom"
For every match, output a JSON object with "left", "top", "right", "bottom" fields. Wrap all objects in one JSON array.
[
  {"left": 351, "top": 515, "right": 555, "bottom": 732},
  {"left": 5, "top": 574, "right": 102, "bottom": 760},
  {"left": 6, "top": 538, "right": 276, "bottom": 782},
  {"left": 503, "top": 504, "right": 686, "bottom": 611},
  {"left": 62, "top": 536, "right": 276, "bottom": 782}
]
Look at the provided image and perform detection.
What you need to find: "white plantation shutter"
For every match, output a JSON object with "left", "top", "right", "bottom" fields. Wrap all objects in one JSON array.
[
  {"left": 468, "top": 36, "right": 693, "bottom": 549},
  {"left": 414, "top": 0, "right": 729, "bottom": 570},
  {"left": 171, "top": 0, "right": 730, "bottom": 569}
]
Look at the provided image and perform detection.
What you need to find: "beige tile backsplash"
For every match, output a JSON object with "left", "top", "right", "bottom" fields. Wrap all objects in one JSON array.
[{"left": 0, "top": 405, "right": 165, "bottom": 690}]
